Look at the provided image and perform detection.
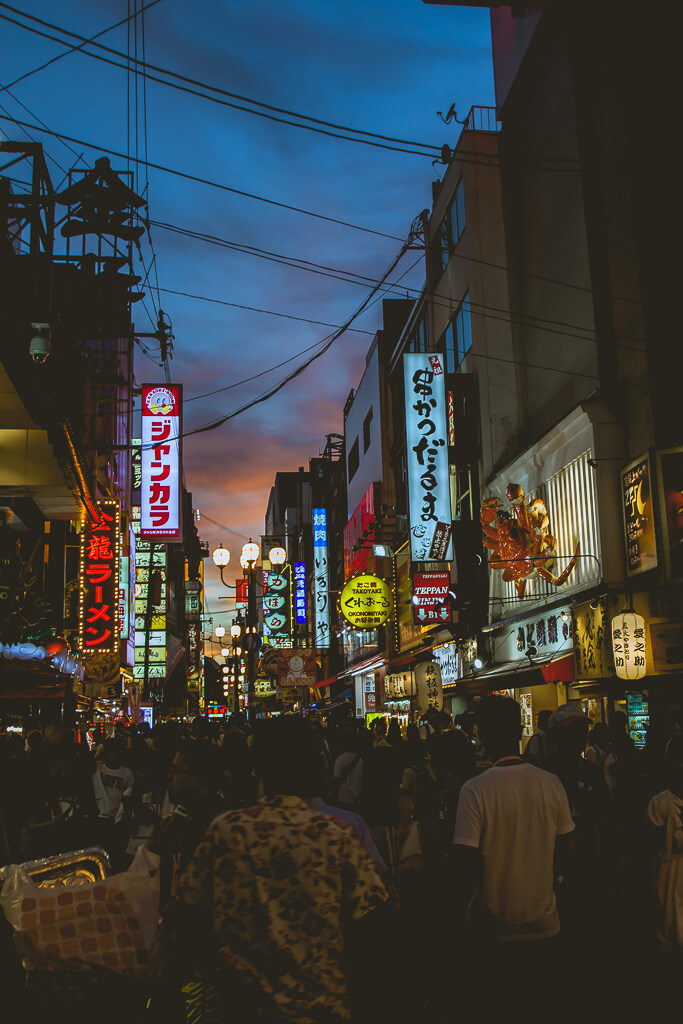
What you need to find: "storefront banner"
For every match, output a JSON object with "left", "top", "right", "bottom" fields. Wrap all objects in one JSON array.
[
  {"left": 415, "top": 660, "right": 442, "bottom": 713},
  {"left": 403, "top": 354, "right": 453, "bottom": 562},
  {"left": 411, "top": 570, "right": 452, "bottom": 624},
  {"left": 612, "top": 612, "right": 647, "bottom": 680},
  {"left": 496, "top": 608, "right": 572, "bottom": 664},
  {"left": 313, "top": 509, "right": 330, "bottom": 649},
  {"left": 385, "top": 671, "right": 413, "bottom": 699},
  {"left": 141, "top": 384, "right": 182, "bottom": 542},
  {"left": 276, "top": 649, "right": 317, "bottom": 686},
  {"left": 340, "top": 574, "right": 393, "bottom": 630},
  {"left": 621, "top": 454, "right": 658, "bottom": 576},
  {"left": 433, "top": 642, "right": 462, "bottom": 688},
  {"left": 79, "top": 500, "right": 120, "bottom": 655}
]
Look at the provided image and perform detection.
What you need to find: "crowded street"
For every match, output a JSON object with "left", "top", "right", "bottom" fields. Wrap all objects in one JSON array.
[{"left": 0, "top": 1, "right": 680, "bottom": 1021}]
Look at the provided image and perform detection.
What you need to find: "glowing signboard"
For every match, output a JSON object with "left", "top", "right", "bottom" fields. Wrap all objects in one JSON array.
[
  {"left": 79, "top": 500, "right": 120, "bottom": 654},
  {"left": 131, "top": 505, "right": 167, "bottom": 682},
  {"left": 141, "top": 384, "right": 182, "bottom": 542},
  {"left": 612, "top": 612, "right": 647, "bottom": 681},
  {"left": 294, "top": 561, "right": 307, "bottom": 624},
  {"left": 340, "top": 574, "right": 393, "bottom": 630},
  {"left": 403, "top": 354, "right": 453, "bottom": 562},
  {"left": 262, "top": 566, "right": 291, "bottom": 647},
  {"left": 313, "top": 508, "right": 330, "bottom": 648}
]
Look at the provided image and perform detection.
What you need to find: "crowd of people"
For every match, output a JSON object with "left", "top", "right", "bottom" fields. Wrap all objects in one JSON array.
[{"left": 0, "top": 699, "right": 681, "bottom": 1021}]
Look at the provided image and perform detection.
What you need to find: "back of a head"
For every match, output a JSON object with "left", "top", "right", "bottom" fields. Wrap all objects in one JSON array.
[
  {"left": 26, "top": 730, "right": 44, "bottom": 752},
  {"left": 178, "top": 739, "right": 222, "bottom": 789},
  {"left": 103, "top": 739, "right": 123, "bottom": 767},
  {"left": 253, "top": 719, "right": 323, "bottom": 798},
  {"left": 537, "top": 710, "right": 552, "bottom": 733},
  {"left": 475, "top": 696, "right": 522, "bottom": 759}
]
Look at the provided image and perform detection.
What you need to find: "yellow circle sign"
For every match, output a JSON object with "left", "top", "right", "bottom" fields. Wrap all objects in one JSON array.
[{"left": 340, "top": 574, "right": 393, "bottom": 630}]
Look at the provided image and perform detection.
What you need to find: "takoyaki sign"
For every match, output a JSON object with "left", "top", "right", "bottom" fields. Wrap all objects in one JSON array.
[
  {"left": 340, "top": 575, "right": 393, "bottom": 630},
  {"left": 404, "top": 354, "right": 453, "bottom": 562}
]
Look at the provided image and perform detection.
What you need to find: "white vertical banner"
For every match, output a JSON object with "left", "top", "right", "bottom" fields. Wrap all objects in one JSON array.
[
  {"left": 141, "top": 384, "right": 182, "bottom": 542},
  {"left": 403, "top": 354, "right": 453, "bottom": 562},
  {"left": 313, "top": 508, "right": 330, "bottom": 648}
]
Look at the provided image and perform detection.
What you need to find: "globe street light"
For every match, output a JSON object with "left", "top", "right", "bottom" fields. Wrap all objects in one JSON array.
[
  {"left": 215, "top": 625, "right": 225, "bottom": 639},
  {"left": 212, "top": 543, "right": 231, "bottom": 588},
  {"left": 240, "top": 541, "right": 259, "bottom": 723},
  {"left": 240, "top": 540, "right": 259, "bottom": 570},
  {"left": 268, "top": 546, "right": 287, "bottom": 568}
]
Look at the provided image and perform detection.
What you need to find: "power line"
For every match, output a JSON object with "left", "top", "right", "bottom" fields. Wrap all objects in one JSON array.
[
  {"left": 0, "top": 0, "right": 163, "bottom": 93},
  {"left": 0, "top": 7, "right": 441, "bottom": 159},
  {"left": 0, "top": 4, "right": 441, "bottom": 156},
  {"left": 159, "top": 286, "right": 374, "bottom": 338},
  {"left": 0, "top": 113, "right": 403, "bottom": 241}
]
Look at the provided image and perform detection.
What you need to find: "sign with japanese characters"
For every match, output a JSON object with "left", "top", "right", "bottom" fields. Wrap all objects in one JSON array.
[
  {"left": 415, "top": 660, "right": 443, "bottom": 713},
  {"left": 411, "top": 570, "right": 452, "bottom": 624},
  {"left": 404, "top": 354, "right": 453, "bottom": 562},
  {"left": 612, "top": 612, "right": 647, "bottom": 681},
  {"left": 313, "top": 508, "right": 330, "bottom": 648},
  {"left": 186, "top": 621, "right": 202, "bottom": 691},
  {"left": 621, "top": 454, "right": 657, "bottom": 577},
  {"left": 294, "top": 561, "right": 307, "bottom": 624},
  {"left": 276, "top": 649, "right": 317, "bottom": 686},
  {"left": 141, "top": 384, "right": 182, "bottom": 542},
  {"left": 131, "top": 505, "right": 167, "bottom": 683},
  {"left": 340, "top": 574, "right": 393, "bottom": 630},
  {"left": 79, "top": 500, "right": 120, "bottom": 655},
  {"left": 432, "top": 642, "right": 462, "bottom": 688},
  {"left": 263, "top": 566, "right": 291, "bottom": 646}
]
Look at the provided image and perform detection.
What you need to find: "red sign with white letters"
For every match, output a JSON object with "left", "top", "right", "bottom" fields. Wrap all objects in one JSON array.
[
  {"left": 141, "top": 384, "right": 182, "bottom": 542},
  {"left": 412, "top": 570, "right": 452, "bottom": 625},
  {"left": 79, "top": 500, "right": 121, "bottom": 654}
]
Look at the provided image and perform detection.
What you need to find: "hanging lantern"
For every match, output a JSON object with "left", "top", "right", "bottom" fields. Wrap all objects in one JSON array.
[
  {"left": 414, "top": 661, "right": 443, "bottom": 713},
  {"left": 611, "top": 612, "right": 647, "bottom": 680}
]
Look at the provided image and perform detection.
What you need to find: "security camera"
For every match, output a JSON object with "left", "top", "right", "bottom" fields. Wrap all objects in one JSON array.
[{"left": 29, "top": 323, "right": 51, "bottom": 364}]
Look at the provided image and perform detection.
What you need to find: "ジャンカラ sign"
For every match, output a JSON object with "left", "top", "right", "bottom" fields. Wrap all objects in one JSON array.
[
  {"left": 340, "top": 574, "right": 393, "bottom": 630},
  {"left": 141, "top": 384, "right": 182, "bottom": 542},
  {"left": 403, "top": 353, "right": 453, "bottom": 562}
]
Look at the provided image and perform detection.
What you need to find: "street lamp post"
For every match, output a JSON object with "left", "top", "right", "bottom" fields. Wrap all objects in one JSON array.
[
  {"left": 230, "top": 622, "right": 242, "bottom": 717},
  {"left": 240, "top": 540, "right": 260, "bottom": 725}
]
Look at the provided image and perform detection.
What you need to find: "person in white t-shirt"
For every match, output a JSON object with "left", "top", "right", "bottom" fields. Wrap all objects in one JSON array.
[{"left": 453, "top": 695, "right": 575, "bottom": 951}]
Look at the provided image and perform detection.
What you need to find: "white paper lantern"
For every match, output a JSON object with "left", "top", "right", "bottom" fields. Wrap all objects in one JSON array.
[{"left": 611, "top": 612, "right": 647, "bottom": 680}]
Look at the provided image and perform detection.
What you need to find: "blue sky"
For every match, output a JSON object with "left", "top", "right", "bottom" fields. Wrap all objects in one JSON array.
[{"left": 1, "top": 0, "right": 493, "bottom": 621}]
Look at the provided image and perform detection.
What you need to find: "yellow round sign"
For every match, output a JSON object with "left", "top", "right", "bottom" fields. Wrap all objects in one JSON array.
[{"left": 340, "top": 574, "right": 393, "bottom": 630}]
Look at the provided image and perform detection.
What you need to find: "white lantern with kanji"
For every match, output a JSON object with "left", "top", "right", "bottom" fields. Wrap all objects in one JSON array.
[{"left": 611, "top": 612, "right": 647, "bottom": 680}]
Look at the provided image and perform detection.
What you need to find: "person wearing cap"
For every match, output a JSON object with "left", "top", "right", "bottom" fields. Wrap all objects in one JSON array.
[{"left": 450, "top": 696, "right": 575, "bottom": 1013}]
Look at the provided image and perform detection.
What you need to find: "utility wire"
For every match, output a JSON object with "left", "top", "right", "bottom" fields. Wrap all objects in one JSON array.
[
  {"left": 0, "top": 4, "right": 441, "bottom": 156},
  {"left": 0, "top": 0, "right": 163, "bottom": 92},
  {"left": 0, "top": 113, "right": 403, "bottom": 241}
]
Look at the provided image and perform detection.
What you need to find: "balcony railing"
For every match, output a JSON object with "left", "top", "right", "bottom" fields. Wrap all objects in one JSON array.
[{"left": 464, "top": 106, "right": 500, "bottom": 133}]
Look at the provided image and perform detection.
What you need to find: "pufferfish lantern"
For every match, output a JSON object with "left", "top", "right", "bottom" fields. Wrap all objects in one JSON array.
[{"left": 481, "top": 483, "right": 580, "bottom": 598}]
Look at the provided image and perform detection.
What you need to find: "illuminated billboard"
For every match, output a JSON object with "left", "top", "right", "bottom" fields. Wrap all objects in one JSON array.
[
  {"left": 313, "top": 508, "right": 330, "bottom": 648},
  {"left": 79, "top": 500, "right": 121, "bottom": 655},
  {"left": 141, "top": 384, "right": 182, "bottom": 542},
  {"left": 403, "top": 354, "right": 453, "bottom": 562}
]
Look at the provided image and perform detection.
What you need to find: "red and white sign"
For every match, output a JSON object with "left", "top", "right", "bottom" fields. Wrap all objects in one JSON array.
[
  {"left": 412, "top": 570, "right": 452, "bottom": 624},
  {"left": 141, "top": 384, "right": 182, "bottom": 542}
]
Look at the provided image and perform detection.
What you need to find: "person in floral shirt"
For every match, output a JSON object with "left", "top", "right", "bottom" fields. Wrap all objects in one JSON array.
[{"left": 174, "top": 719, "right": 388, "bottom": 1022}]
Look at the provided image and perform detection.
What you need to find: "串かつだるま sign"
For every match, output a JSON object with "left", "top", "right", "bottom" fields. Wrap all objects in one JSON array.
[{"left": 340, "top": 574, "right": 393, "bottom": 629}]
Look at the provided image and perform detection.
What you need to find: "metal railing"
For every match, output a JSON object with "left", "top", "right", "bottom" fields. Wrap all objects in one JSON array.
[{"left": 465, "top": 106, "right": 500, "bottom": 133}]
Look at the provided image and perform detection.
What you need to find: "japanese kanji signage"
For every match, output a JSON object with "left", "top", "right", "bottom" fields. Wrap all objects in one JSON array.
[
  {"left": 404, "top": 354, "right": 453, "bottom": 562},
  {"left": 294, "top": 561, "right": 307, "bottom": 624},
  {"left": 612, "top": 612, "right": 647, "bottom": 681},
  {"left": 415, "top": 660, "right": 443, "bottom": 713},
  {"left": 186, "top": 621, "right": 202, "bottom": 691},
  {"left": 313, "top": 508, "right": 330, "bottom": 648},
  {"left": 141, "top": 384, "right": 182, "bottom": 542},
  {"left": 276, "top": 649, "right": 317, "bottom": 686},
  {"left": 340, "top": 574, "right": 393, "bottom": 630},
  {"left": 79, "top": 500, "right": 120, "bottom": 655},
  {"left": 263, "top": 566, "right": 291, "bottom": 647},
  {"left": 411, "top": 570, "right": 452, "bottom": 624},
  {"left": 621, "top": 454, "right": 657, "bottom": 577}
]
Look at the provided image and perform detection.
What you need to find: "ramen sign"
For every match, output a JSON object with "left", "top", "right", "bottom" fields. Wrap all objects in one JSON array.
[{"left": 340, "top": 574, "right": 393, "bottom": 630}]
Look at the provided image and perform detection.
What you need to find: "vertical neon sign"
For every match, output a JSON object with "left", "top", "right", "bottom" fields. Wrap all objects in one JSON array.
[{"left": 313, "top": 509, "right": 330, "bottom": 648}]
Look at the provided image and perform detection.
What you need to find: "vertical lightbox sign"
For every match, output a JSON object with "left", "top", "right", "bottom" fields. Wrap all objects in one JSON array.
[
  {"left": 403, "top": 354, "right": 453, "bottom": 562},
  {"left": 313, "top": 508, "right": 330, "bottom": 648},
  {"left": 141, "top": 384, "right": 182, "bottom": 542},
  {"left": 294, "top": 561, "right": 307, "bottom": 624}
]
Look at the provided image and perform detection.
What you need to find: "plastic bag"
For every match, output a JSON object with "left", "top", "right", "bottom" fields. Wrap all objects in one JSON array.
[{"left": 0, "top": 847, "right": 160, "bottom": 975}]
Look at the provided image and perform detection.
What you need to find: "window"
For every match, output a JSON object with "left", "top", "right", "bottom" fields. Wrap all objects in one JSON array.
[
  {"left": 348, "top": 437, "right": 359, "bottom": 481},
  {"left": 440, "top": 292, "right": 472, "bottom": 373},
  {"left": 437, "top": 178, "right": 466, "bottom": 275},
  {"left": 363, "top": 407, "right": 373, "bottom": 453}
]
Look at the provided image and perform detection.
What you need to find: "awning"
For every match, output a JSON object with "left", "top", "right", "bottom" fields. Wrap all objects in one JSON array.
[
  {"left": 457, "top": 653, "right": 575, "bottom": 693},
  {"left": 313, "top": 674, "right": 338, "bottom": 690}
]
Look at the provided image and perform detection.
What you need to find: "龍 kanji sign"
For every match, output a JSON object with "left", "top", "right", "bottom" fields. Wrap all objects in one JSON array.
[
  {"left": 141, "top": 384, "right": 182, "bottom": 542},
  {"left": 79, "top": 500, "right": 120, "bottom": 655}
]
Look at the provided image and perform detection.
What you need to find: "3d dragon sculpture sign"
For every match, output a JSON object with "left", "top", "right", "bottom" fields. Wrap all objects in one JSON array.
[{"left": 481, "top": 483, "right": 580, "bottom": 598}]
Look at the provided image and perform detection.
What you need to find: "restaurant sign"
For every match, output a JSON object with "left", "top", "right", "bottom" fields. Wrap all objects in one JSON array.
[
  {"left": 340, "top": 574, "right": 393, "bottom": 630},
  {"left": 403, "top": 353, "right": 453, "bottom": 562},
  {"left": 612, "top": 611, "right": 647, "bottom": 681},
  {"left": 79, "top": 500, "right": 120, "bottom": 655},
  {"left": 141, "top": 384, "right": 182, "bottom": 542},
  {"left": 621, "top": 454, "right": 657, "bottom": 577}
]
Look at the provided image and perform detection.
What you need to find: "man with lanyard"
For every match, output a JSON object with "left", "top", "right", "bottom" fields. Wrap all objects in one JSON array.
[{"left": 450, "top": 696, "right": 575, "bottom": 1015}]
